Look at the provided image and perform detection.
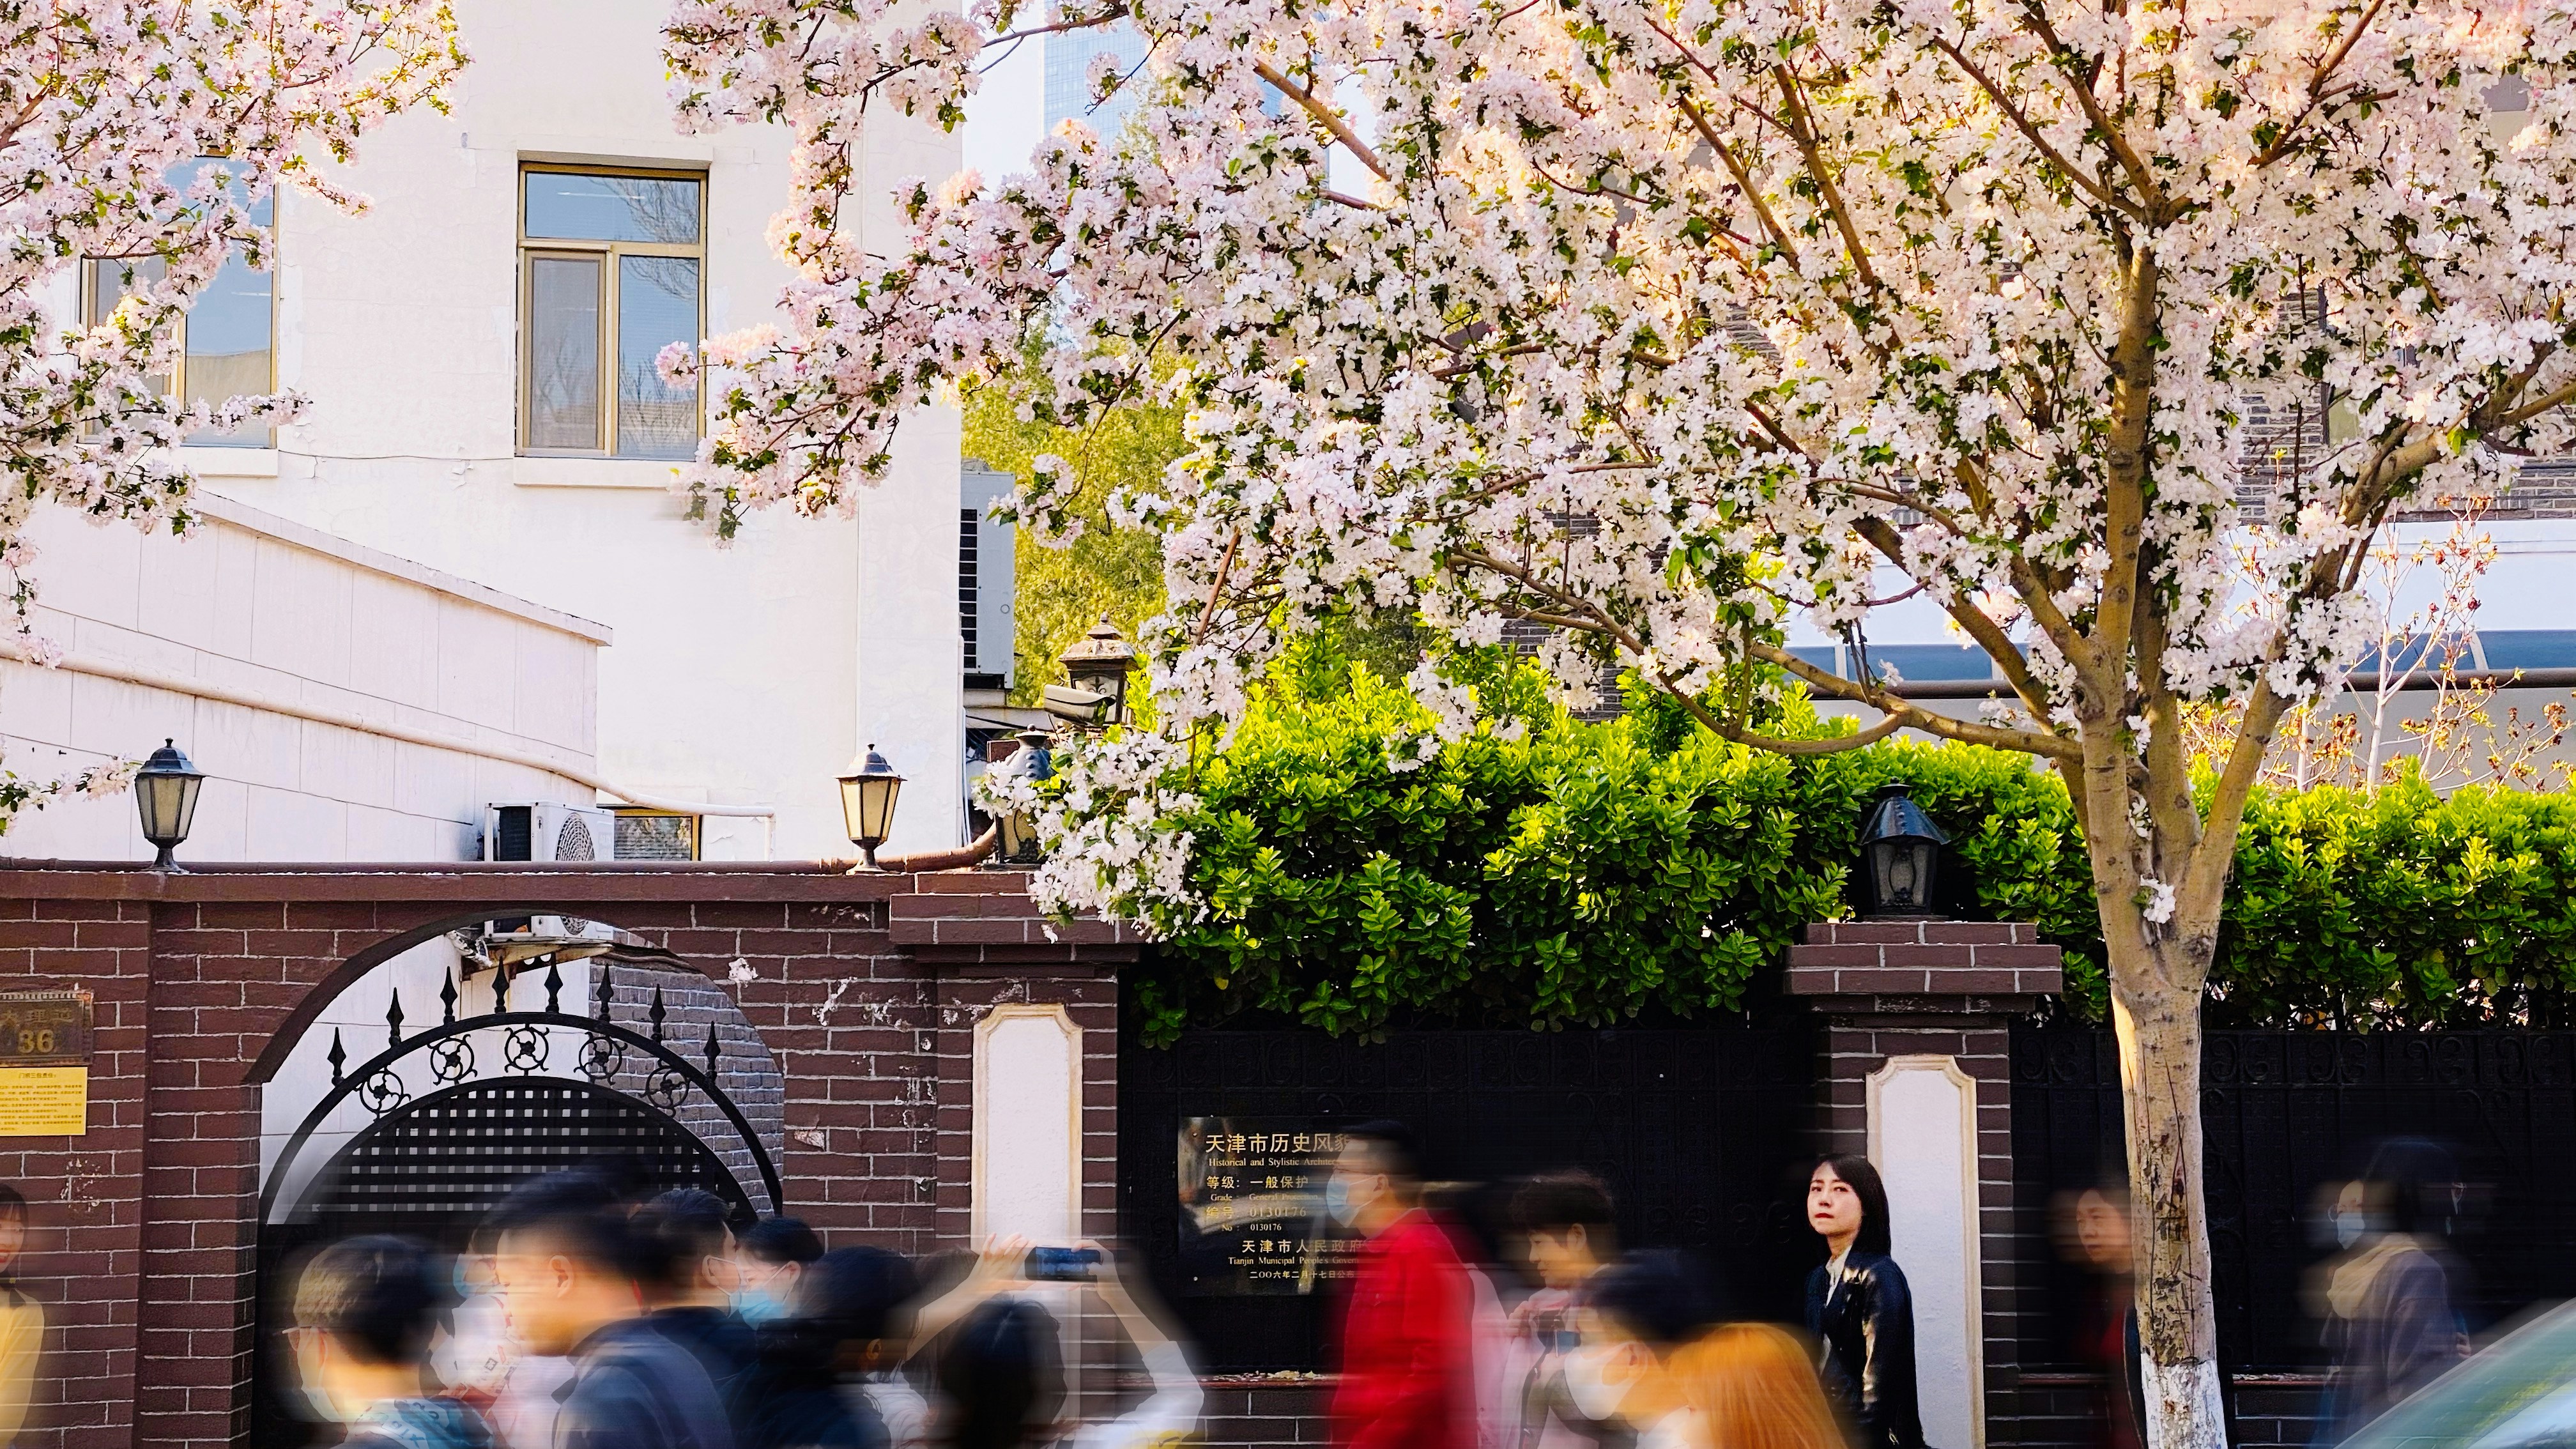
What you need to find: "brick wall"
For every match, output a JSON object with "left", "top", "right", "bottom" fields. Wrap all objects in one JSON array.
[
  {"left": 0, "top": 864, "right": 1135, "bottom": 1449},
  {"left": 1787, "top": 920, "right": 2062, "bottom": 1449}
]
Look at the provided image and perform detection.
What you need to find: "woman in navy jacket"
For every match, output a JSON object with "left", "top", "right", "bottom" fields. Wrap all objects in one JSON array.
[{"left": 1804, "top": 1155, "right": 1926, "bottom": 1449}]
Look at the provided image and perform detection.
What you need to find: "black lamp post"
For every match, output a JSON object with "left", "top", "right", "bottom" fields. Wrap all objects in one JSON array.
[
  {"left": 134, "top": 739, "right": 206, "bottom": 871},
  {"left": 836, "top": 745, "right": 904, "bottom": 870},
  {"left": 988, "top": 729, "right": 1054, "bottom": 865},
  {"left": 1857, "top": 781, "right": 1948, "bottom": 917},
  {"left": 1043, "top": 617, "right": 1137, "bottom": 731}
]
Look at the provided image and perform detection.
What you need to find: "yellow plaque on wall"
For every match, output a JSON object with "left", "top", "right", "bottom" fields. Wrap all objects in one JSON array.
[{"left": 0, "top": 1068, "right": 88, "bottom": 1136}]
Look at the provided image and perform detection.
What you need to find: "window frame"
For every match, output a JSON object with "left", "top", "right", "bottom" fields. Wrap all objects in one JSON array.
[
  {"left": 516, "top": 162, "right": 709, "bottom": 459},
  {"left": 80, "top": 232, "right": 281, "bottom": 450}
]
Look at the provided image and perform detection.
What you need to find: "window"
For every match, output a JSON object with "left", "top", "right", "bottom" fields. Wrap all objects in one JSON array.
[
  {"left": 960, "top": 507, "right": 982, "bottom": 671},
  {"left": 82, "top": 160, "right": 277, "bottom": 448},
  {"left": 518, "top": 166, "right": 705, "bottom": 459}
]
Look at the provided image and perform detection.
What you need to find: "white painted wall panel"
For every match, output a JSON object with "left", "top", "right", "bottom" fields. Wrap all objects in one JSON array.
[{"left": 1871, "top": 1057, "right": 1986, "bottom": 1449}]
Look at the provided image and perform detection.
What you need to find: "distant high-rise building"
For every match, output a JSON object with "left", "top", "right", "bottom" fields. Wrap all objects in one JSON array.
[{"left": 1044, "top": 19, "right": 1147, "bottom": 136}]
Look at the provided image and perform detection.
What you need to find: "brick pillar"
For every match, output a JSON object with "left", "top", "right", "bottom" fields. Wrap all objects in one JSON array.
[{"left": 1787, "top": 919, "right": 2063, "bottom": 1449}]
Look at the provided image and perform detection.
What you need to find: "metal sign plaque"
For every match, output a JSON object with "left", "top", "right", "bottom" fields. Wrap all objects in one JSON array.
[
  {"left": 0, "top": 990, "right": 93, "bottom": 1066},
  {"left": 1177, "top": 1117, "right": 1360, "bottom": 1296}
]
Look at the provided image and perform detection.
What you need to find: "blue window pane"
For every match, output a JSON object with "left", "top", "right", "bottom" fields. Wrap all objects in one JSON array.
[
  {"left": 167, "top": 158, "right": 273, "bottom": 226},
  {"left": 183, "top": 245, "right": 273, "bottom": 447},
  {"left": 616, "top": 256, "right": 698, "bottom": 459},
  {"left": 2477, "top": 631, "right": 2576, "bottom": 671},
  {"left": 525, "top": 172, "right": 700, "bottom": 243},
  {"left": 1787, "top": 646, "right": 1839, "bottom": 673}
]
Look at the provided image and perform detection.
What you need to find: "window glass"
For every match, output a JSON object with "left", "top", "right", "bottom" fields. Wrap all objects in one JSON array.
[
  {"left": 183, "top": 247, "right": 274, "bottom": 447},
  {"left": 523, "top": 172, "right": 700, "bottom": 244},
  {"left": 528, "top": 256, "right": 603, "bottom": 449},
  {"left": 615, "top": 255, "right": 700, "bottom": 459}
]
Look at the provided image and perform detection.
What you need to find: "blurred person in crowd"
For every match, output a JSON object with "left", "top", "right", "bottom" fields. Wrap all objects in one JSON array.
[
  {"left": 1327, "top": 1119, "right": 1475, "bottom": 1449},
  {"left": 0, "top": 1186, "right": 39, "bottom": 1448},
  {"left": 1565, "top": 1251, "right": 1713, "bottom": 1449},
  {"left": 733, "top": 1246, "right": 918, "bottom": 1449},
  {"left": 431, "top": 1240, "right": 516, "bottom": 1419},
  {"left": 1671, "top": 1323, "right": 1848, "bottom": 1449},
  {"left": 739, "top": 1218, "right": 827, "bottom": 1326},
  {"left": 1804, "top": 1156, "right": 1922, "bottom": 1449},
  {"left": 288, "top": 1234, "right": 491, "bottom": 1449},
  {"left": 2054, "top": 1184, "right": 2142, "bottom": 1449},
  {"left": 2315, "top": 1138, "right": 2471, "bottom": 1443},
  {"left": 489, "top": 1170, "right": 735, "bottom": 1449},
  {"left": 636, "top": 1190, "right": 758, "bottom": 1396},
  {"left": 1509, "top": 1172, "right": 1632, "bottom": 1449},
  {"left": 908, "top": 1234, "right": 1201, "bottom": 1449}
]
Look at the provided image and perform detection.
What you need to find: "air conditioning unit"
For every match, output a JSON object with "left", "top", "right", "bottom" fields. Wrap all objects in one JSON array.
[
  {"left": 484, "top": 803, "right": 616, "bottom": 863},
  {"left": 475, "top": 803, "right": 618, "bottom": 968}
]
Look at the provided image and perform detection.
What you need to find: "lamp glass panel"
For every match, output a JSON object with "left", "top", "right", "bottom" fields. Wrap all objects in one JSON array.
[
  {"left": 998, "top": 809, "right": 1038, "bottom": 861},
  {"left": 852, "top": 776, "right": 901, "bottom": 842},
  {"left": 136, "top": 772, "right": 201, "bottom": 845}
]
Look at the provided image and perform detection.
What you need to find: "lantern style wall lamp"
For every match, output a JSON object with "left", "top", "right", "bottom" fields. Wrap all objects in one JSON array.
[
  {"left": 1042, "top": 617, "right": 1137, "bottom": 732},
  {"left": 1856, "top": 781, "right": 1949, "bottom": 917},
  {"left": 836, "top": 745, "right": 904, "bottom": 871},
  {"left": 134, "top": 739, "right": 206, "bottom": 871}
]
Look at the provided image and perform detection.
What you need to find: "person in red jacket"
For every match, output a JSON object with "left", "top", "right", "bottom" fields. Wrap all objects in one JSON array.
[{"left": 1327, "top": 1120, "right": 1474, "bottom": 1449}]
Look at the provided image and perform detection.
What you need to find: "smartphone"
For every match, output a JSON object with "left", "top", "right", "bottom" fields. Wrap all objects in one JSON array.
[{"left": 1023, "top": 1246, "right": 1104, "bottom": 1282}]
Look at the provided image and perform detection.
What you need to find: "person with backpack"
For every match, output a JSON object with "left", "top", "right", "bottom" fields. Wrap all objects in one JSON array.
[{"left": 287, "top": 1234, "right": 493, "bottom": 1449}]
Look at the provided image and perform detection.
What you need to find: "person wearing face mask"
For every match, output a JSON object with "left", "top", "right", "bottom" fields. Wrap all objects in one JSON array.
[
  {"left": 288, "top": 1234, "right": 493, "bottom": 1449},
  {"left": 1804, "top": 1156, "right": 1922, "bottom": 1449},
  {"left": 2315, "top": 1138, "right": 2471, "bottom": 1443},
  {"left": 738, "top": 1217, "right": 825, "bottom": 1326},
  {"left": 1563, "top": 1252, "right": 1712, "bottom": 1449},
  {"left": 1327, "top": 1120, "right": 1475, "bottom": 1449}
]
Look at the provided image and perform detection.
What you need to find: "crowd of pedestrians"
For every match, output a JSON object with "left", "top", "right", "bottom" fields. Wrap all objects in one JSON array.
[{"left": 273, "top": 1130, "right": 1965, "bottom": 1449}]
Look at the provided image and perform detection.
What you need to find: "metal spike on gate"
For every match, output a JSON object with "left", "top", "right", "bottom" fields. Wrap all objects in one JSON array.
[
  {"left": 649, "top": 986, "right": 667, "bottom": 1042},
  {"left": 387, "top": 989, "right": 405, "bottom": 1048},
  {"left": 594, "top": 962, "right": 614, "bottom": 1022},
  {"left": 327, "top": 1029, "right": 346, "bottom": 1086},
  {"left": 440, "top": 969, "right": 459, "bottom": 1025},
  {"left": 704, "top": 1025, "right": 720, "bottom": 1076},
  {"left": 545, "top": 960, "right": 564, "bottom": 1015}
]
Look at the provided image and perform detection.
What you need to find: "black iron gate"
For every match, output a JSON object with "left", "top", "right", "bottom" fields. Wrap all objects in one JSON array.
[
  {"left": 1120, "top": 1013, "right": 1819, "bottom": 1370},
  {"left": 2010, "top": 1025, "right": 2576, "bottom": 1374},
  {"left": 253, "top": 956, "right": 782, "bottom": 1445}
]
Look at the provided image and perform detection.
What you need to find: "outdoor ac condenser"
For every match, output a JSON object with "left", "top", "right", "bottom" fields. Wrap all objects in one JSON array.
[
  {"left": 477, "top": 803, "right": 619, "bottom": 963},
  {"left": 483, "top": 802, "right": 617, "bottom": 864}
]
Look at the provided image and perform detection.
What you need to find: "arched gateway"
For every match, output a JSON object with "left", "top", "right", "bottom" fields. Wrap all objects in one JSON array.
[{"left": 251, "top": 937, "right": 785, "bottom": 1445}]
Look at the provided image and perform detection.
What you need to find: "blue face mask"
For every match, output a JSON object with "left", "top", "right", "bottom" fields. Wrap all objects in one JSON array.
[
  {"left": 732, "top": 1287, "right": 789, "bottom": 1324},
  {"left": 1325, "top": 1176, "right": 1360, "bottom": 1227}
]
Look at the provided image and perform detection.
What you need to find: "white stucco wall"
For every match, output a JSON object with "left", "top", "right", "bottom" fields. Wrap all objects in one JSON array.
[
  {"left": 0, "top": 497, "right": 602, "bottom": 862},
  {"left": 114, "top": 0, "right": 968, "bottom": 861}
]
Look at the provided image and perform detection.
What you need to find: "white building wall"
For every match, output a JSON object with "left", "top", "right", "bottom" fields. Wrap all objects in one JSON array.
[
  {"left": 102, "top": 0, "right": 967, "bottom": 861},
  {"left": 0, "top": 496, "right": 602, "bottom": 863}
]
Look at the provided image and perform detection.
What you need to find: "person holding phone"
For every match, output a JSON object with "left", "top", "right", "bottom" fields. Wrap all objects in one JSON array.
[{"left": 907, "top": 1235, "right": 1201, "bottom": 1449}]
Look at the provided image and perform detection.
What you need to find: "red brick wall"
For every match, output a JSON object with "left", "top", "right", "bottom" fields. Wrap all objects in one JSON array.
[{"left": 0, "top": 865, "right": 1131, "bottom": 1449}]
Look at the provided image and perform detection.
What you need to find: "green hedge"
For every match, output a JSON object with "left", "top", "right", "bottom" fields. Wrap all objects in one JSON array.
[{"left": 1127, "top": 655, "right": 2576, "bottom": 1045}]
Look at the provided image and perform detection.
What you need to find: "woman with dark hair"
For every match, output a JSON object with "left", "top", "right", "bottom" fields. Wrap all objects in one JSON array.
[{"left": 1803, "top": 1156, "right": 1922, "bottom": 1449}]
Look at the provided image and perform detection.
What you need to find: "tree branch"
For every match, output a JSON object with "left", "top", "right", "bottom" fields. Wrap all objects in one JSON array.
[{"left": 1252, "top": 59, "right": 1389, "bottom": 181}]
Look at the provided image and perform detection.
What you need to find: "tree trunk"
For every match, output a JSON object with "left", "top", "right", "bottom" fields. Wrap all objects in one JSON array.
[{"left": 2110, "top": 939, "right": 2230, "bottom": 1449}]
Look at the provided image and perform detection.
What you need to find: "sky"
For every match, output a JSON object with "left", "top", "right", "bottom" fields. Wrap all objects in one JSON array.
[{"left": 964, "top": 37, "right": 1048, "bottom": 184}]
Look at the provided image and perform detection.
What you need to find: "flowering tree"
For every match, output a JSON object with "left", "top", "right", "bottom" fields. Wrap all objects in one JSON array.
[
  {"left": 664, "top": 0, "right": 2576, "bottom": 1438},
  {"left": 0, "top": 0, "right": 464, "bottom": 812}
]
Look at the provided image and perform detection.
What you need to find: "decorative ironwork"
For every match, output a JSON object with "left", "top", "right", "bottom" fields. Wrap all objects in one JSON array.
[
  {"left": 580, "top": 960, "right": 622, "bottom": 1083},
  {"left": 1121, "top": 1015, "right": 1817, "bottom": 1370},
  {"left": 263, "top": 984, "right": 783, "bottom": 1229},
  {"left": 440, "top": 970, "right": 459, "bottom": 1025},
  {"left": 2010, "top": 1025, "right": 2576, "bottom": 1375},
  {"left": 545, "top": 961, "right": 564, "bottom": 1015}
]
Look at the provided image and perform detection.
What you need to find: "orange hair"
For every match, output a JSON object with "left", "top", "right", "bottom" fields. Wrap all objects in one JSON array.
[{"left": 1670, "top": 1322, "right": 1851, "bottom": 1449}]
